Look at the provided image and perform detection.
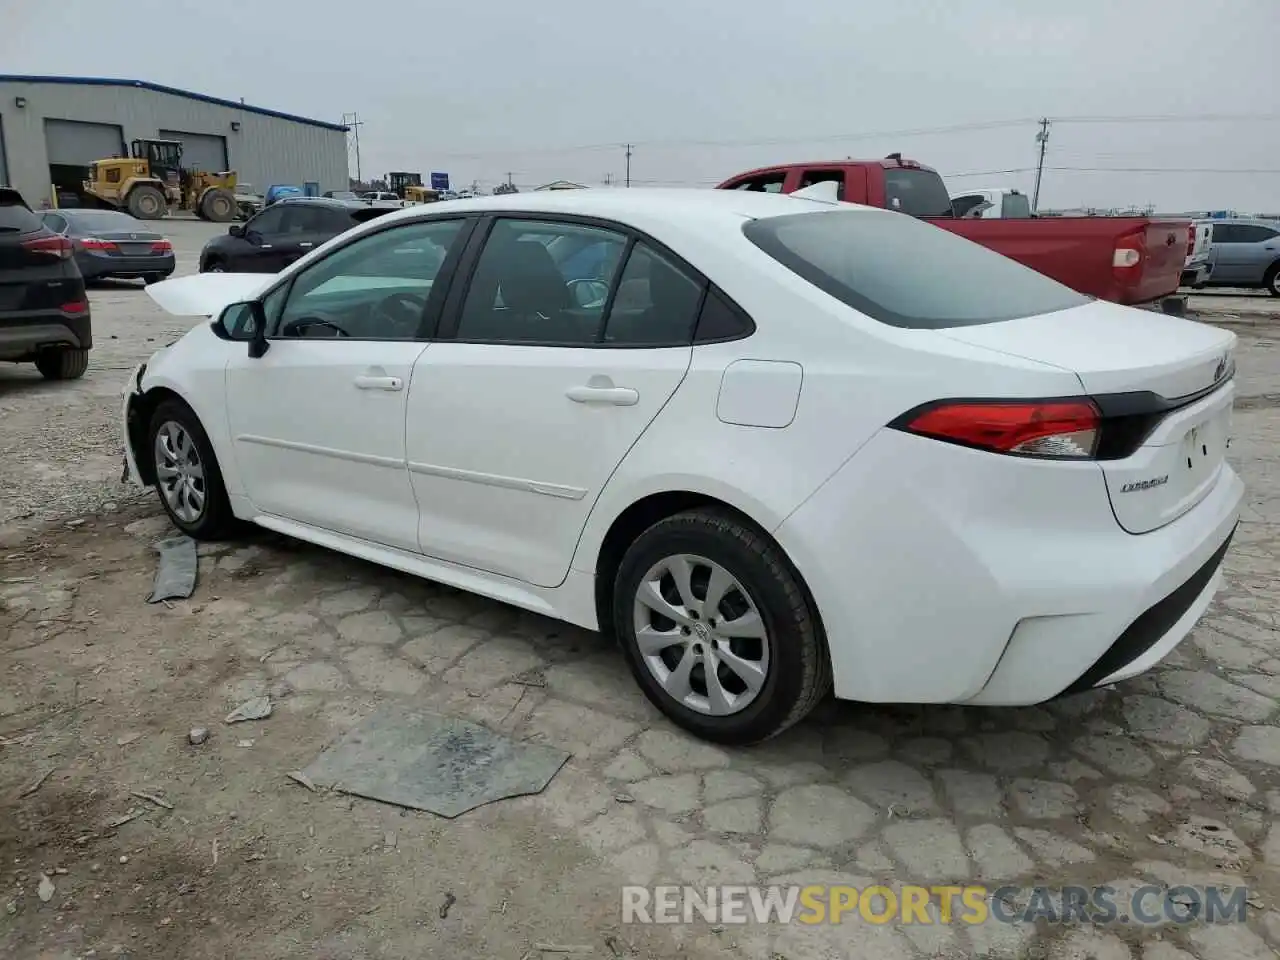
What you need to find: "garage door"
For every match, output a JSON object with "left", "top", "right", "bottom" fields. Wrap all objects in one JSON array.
[
  {"left": 44, "top": 119, "right": 125, "bottom": 165},
  {"left": 159, "top": 130, "right": 228, "bottom": 172}
]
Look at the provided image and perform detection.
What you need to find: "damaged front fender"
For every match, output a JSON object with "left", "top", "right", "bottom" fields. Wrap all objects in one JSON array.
[{"left": 121, "top": 362, "right": 151, "bottom": 487}]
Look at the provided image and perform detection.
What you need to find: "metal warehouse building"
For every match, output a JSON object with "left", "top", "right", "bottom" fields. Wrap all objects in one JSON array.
[{"left": 0, "top": 75, "right": 348, "bottom": 206}]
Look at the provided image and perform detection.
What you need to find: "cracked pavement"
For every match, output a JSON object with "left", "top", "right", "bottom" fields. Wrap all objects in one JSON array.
[{"left": 1, "top": 222, "right": 1279, "bottom": 959}]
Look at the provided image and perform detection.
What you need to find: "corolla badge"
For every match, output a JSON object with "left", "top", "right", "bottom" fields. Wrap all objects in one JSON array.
[{"left": 1120, "top": 476, "right": 1169, "bottom": 494}]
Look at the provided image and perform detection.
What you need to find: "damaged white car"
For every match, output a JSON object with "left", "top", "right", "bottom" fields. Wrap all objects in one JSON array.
[{"left": 122, "top": 188, "right": 1242, "bottom": 744}]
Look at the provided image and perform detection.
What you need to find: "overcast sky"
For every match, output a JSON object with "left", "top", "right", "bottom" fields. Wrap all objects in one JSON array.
[{"left": 4, "top": 0, "right": 1277, "bottom": 210}]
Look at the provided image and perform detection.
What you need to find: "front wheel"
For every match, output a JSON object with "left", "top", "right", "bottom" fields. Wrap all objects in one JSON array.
[
  {"left": 147, "top": 398, "right": 239, "bottom": 539},
  {"left": 612, "top": 509, "right": 830, "bottom": 744},
  {"left": 1265, "top": 263, "right": 1280, "bottom": 298}
]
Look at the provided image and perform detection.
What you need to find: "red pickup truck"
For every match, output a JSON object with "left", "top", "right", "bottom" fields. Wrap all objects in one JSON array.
[{"left": 717, "top": 157, "right": 1189, "bottom": 306}]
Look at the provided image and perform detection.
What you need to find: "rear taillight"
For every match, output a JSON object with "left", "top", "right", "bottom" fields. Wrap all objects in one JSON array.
[
  {"left": 1186, "top": 224, "right": 1196, "bottom": 258},
  {"left": 896, "top": 400, "right": 1101, "bottom": 459},
  {"left": 1112, "top": 229, "right": 1147, "bottom": 276},
  {"left": 60, "top": 300, "right": 88, "bottom": 314},
  {"left": 79, "top": 237, "right": 117, "bottom": 251},
  {"left": 21, "top": 235, "right": 74, "bottom": 260},
  {"left": 151, "top": 239, "right": 172, "bottom": 253}
]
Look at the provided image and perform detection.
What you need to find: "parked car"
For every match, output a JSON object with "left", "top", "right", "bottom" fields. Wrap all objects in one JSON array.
[
  {"left": 950, "top": 187, "right": 1033, "bottom": 219},
  {"left": 718, "top": 158, "right": 1189, "bottom": 305},
  {"left": 0, "top": 187, "right": 91, "bottom": 380},
  {"left": 234, "top": 183, "right": 266, "bottom": 220},
  {"left": 125, "top": 188, "right": 1241, "bottom": 744},
  {"left": 360, "top": 191, "right": 404, "bottom": 209},
  {"left": 323, "top": 190, "right": 363, "bottom": 202},
  {"left": 198, "top": 197, "right": 392, "bottom": 273},
  {"left": 40, "top": 208, "right": 175, "bottom": 284},
  {"left": 1181, "top": 221, "right": 1214, "bottom": 288},
  {"left": 1199, "top": 219, "right": 1280, "bottom": 296}
]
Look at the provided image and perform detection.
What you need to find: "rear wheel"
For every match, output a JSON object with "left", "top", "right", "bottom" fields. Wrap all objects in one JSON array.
[
  {"left": 35, "top": 347, "right": 89, "bottom": 381},
  {"left": 202, "top": 258, "right": 225, "bottom": 274},
  {"left": 143, "top": 272, "right": 171, "bottom": 285},
  {"left": 126, "top": 185, "right": 167, "bottom": 220},
  {"left": 1265, "top": 262, "right": 1280, "bottom": 298},
  {"left": 612, "top": 509, "right": 830, "bottom": 744},
  {"left": 200, "top": 188, "right": 237, "bottom": 223},
  {"left": 147, "top": 398, "right": 238, "bottom": 539}
]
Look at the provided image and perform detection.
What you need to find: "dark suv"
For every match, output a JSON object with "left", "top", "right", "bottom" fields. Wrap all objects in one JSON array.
[
  {"left": 198, "top": 197, "right": 391, "bottom": 273},
  {"left": 0, "top": 188, "right": 92, "bottom": 380}
]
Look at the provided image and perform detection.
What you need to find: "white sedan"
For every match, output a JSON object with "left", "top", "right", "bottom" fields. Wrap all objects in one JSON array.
[{"left": 122, "top": 187, "right": 1243, "bottom": 744}]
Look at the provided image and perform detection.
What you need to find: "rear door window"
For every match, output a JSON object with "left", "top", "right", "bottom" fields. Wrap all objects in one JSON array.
[
  {"left": 744, "top": 209, "right": 1089, "bottom": 329},
  {"left": 882, "top": 169, "right": 955, "bottom": 217}
]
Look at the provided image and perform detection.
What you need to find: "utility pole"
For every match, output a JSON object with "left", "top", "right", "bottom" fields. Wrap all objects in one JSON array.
[
  {"left": 603, "top": 173, "right": 613, "bottom": 186},
  {"left": 624, "top": 143, "right": 633, "bottom": 188},
  {"left": 504, "top": 172, "right": 515, "bottom": 189},
  {"left": 342, "top": 112, "right": 364, "bottom": 183},
  {"left": 1032, "top": 117, "right": 1051, "bottom": 213}
]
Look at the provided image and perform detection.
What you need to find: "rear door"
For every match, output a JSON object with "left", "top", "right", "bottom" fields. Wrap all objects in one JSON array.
[
  {"left": 406, "top": 216, "right": 703, "bottom": 587},
  {"left": 1207, "top": 223, "right": 1280, "bottom": 285}
]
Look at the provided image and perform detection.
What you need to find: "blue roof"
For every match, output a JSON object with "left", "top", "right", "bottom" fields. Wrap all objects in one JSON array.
[{"left": 0, "top": 75, "right": 348, "bottom": 132}]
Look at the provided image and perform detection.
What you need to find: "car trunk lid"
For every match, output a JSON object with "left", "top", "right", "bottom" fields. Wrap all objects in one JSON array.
[
  {"left": 87, "top": 230, "right": 166, "bottom": 257},
  {"left": 938, "top": 299, "right": 1236, "bottom": 534}
]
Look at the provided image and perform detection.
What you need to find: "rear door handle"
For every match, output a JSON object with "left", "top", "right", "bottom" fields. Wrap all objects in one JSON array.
[
  {"left": 565, "top": 384, "right": 639, "bottom": 406},
  {"left": 354, "top": 375, "right": 403, "bottom": 391}
]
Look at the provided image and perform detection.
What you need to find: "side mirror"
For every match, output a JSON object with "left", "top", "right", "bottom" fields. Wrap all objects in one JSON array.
[
  {"left": 228, "top": 223, "right": 244, "bottom": 238},
  {"left": 212, "top": 300, "right": 270, "bottom": 357}
]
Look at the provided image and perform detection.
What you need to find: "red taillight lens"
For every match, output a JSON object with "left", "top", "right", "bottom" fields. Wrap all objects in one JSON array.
[
  {"left": 21, "top": 235, "right": 74, "bottom": 260},
  {"left": 1186, "top": 224, "right": 1195, "bottom": 258},
  {"left": 901, "top": 400, "right": 1101, "bottom": 459},
  {"left": 60, "top": 300, "right": 88, "bottom": 314},
  {"left": 1112, "top": 229, "right": 1146, "bottom": 275},
  {"left": 79, "top": 237, "right": 117, "bottom": 251},
  {"left": 151, "top": 238, "right": 172, "bottom": 253}
]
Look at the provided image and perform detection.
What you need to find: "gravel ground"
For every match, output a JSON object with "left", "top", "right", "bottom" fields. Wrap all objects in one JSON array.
[{"left": 2, "top": 225, "right": 1279, "bottom": 959}]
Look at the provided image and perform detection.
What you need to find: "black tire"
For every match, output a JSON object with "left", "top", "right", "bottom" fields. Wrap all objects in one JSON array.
[
  {"left": 200, "top": 188, "right": 237, "bottom": 223},
  {"left": 147, "top": 398, "right": 239, "bottom": 540},
  {"left": 612, "top": 508, "right": 831, "bottom": 745},
  {"left": 143, "top": 272, "right": 172, "bottom": 286},
  {"left": 1265, "top": 262, "right": 1280, "bottom": 298},
  {"left": 201, "top": 258, "right": 225, "bottom": 274},
  {"left": 126, "top": 184, "right": 167, "bottom": 220},
  {"left": 35, "top": 348, "right": 89, "bottom": 381}
]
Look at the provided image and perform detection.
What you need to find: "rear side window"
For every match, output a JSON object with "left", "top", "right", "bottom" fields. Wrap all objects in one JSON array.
[
  {"left": 744, "top": 210, "right": 1090, "bottom": 329},
  {"left": 883, "top": 169, "right": 955, "bottom": 217},
  {"left": 0, "top": 200, "right": 43, "bottom": 233}
]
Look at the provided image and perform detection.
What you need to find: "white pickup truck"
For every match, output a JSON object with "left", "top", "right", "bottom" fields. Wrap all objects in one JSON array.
[
  {"left": 950, "top": 188, "right": 1033, "bottom": 219},
  {"left": 1181, "top": 221, "right": 1214, "bottom": 288},
  {"left": 359, "top": 191, "right": 405, "bottom": 209}
]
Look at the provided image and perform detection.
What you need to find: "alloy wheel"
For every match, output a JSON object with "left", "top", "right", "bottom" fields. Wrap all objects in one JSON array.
[
  {"left": 632, "top": 554, "right": 771, "bottom": 716},
  {"left": 154, "top": 420, "right": 206, "bottom": 524}
]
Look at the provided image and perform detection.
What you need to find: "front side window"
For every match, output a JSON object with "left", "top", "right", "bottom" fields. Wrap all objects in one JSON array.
[
  {"left": 798, "top": 170, "right": 846, "bottom": 200},
  {"left": 272, "top": 219, "right": 465, "bottom": 340},
  {"left": 744, "top": 209, "right": 1090, "bottom": 329},
  {"left": 455, "top": 219, "right": 628, "bottom": 344},
  {"left": 246, "top": 207, "right": 284, "bottom": 236}
]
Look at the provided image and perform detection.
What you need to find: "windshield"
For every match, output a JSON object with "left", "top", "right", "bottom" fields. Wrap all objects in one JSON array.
[
  {"left": 743, "top": 209, "right": 1090, "bottom": 329},
  {"left": 67, "top": 210, "right": 145, "bottom": 231},
  {"left": 883, "top": 168, "right": 955, "bottom": 218}
]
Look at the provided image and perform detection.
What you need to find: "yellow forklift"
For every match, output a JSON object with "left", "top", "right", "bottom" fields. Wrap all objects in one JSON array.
[{"left": 81, "top": 139, "right": 238, "bottom": 221}]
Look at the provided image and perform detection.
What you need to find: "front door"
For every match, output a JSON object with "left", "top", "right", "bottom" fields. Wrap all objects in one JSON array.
[
  {"left": 407, "top": 216, "right": 706, "bottom": 587},
  {"left": 223, "top": 217, "right": 469, "bottom": 551},
  {"left": 236, "top": 205, "right": 290, "bottom": 272}
]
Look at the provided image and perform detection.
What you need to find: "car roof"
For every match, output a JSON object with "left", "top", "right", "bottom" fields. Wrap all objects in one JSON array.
[
  {"left": 370, "top": 187, "right": 871, "bottom": 230},
  {"left": 1198, "top": 217, "right": 1280, "bottom": 228}
]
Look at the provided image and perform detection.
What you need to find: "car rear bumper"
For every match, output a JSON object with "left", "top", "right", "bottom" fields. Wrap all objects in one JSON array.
[
  {"left": 1181, "top": 262, "right": 1211, "bottom": 286},
  {"left": 77, "top": 252, "right": 176, "bottom": 280},
  {"left": 774, "top": 427, "right": 1243, "bottom": 705},
  {"left": 0, "top": 308, "right": 93, "bottom": 360}
]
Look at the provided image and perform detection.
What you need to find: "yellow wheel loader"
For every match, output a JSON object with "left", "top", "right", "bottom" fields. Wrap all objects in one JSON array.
[{"left": 81, "top": 139, "right": 238, "bottom": 222}]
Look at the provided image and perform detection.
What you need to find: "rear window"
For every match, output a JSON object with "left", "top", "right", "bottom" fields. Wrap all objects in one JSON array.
[
  {"left": 65, "top": 210, "right": 142, "bottom": 231},
  {"left": 743, "top": 210, "right": 1090, "bottom": 329},
  {"left": 882, "top": 169, "right": 955, "bottom": 218},
  {"left": 0, "top": 196, "right": 43, "bottom": 233},
  {"left": 1002, "top": 192, "right": 1032, "bottom": 218}
]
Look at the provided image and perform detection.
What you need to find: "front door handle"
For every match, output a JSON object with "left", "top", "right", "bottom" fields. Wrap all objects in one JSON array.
[
  {"left": 566, "top": 384, "right": 639, "bottom": 406},
  {"left": 299, "top": 242, "right": 314, "bottom": 249},
  {"left": 258, "top": 243, "right": 273, "bottom": 249},
  {"left": 354, "top": 375, "right": 403, "bottom": 391}
]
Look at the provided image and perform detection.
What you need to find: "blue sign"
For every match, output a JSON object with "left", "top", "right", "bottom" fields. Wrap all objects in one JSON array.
[{"left": 430, "top": 172, "right": 450, "bottom": 191}]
